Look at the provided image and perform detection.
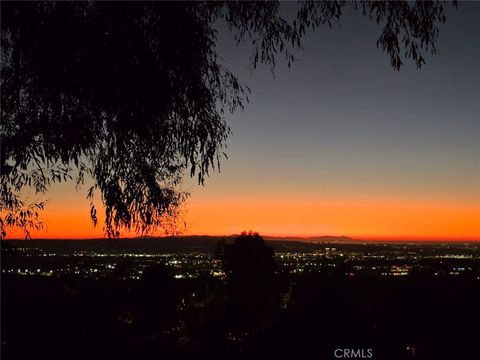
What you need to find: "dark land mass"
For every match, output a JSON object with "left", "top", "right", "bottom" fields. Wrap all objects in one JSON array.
[
  {"left": 2, "top": 272, "right": 479, "bottom": 360},
  {"left": 2, "top": 236, "right": 480, "bottom": 360},
  {"left": 4, "top": 235, "right": 478, "bottom": 253},
  {"left": 3, "top": 235, "right": 356, "bottom": 249},
  {"left": 3, "top": 235, "right": 358, "bottom": 255}
]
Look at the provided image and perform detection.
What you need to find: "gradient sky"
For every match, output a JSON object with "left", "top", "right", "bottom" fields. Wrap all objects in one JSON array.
[{"left": 11, "top": 3, "right": 480, "bottom": 240}]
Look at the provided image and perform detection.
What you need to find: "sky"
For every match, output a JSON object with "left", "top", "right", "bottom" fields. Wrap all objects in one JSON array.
[{"left": 10, "top": 2, "right": 480, "bottom": 240}]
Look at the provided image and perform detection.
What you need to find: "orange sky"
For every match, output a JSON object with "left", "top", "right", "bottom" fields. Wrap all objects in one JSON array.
[{"left": 6, "top": 180, "right": 480, "bottom": 241}]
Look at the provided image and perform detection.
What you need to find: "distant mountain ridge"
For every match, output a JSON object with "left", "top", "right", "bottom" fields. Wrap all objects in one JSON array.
[
  {"left": 2, "top": 235, "right": 358, "bottom": 253},
  {"left": 263, "top": 235, "right": 356, "bottom": 243}
]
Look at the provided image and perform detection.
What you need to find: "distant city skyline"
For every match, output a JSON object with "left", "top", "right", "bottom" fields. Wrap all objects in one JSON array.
[{"left": 9, "top": 2, "right": 480, "bottom": 241}]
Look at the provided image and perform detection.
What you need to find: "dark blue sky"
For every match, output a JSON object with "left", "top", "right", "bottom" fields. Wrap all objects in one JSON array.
[{"left": 195, "top": 2, "right": 479, "bottom": 200}]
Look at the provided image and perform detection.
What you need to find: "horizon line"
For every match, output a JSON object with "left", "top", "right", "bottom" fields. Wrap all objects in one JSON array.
[{"left": 3, "top": 234, "right": 480, "bottom": 243}]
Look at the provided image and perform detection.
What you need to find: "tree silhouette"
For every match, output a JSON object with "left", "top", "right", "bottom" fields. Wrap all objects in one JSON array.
[
  {"left": 223, "top": 232, "right": 278, "bottom": 331},
  {"left": 0, "top": 1, "right": 455, "bottom": 238}
]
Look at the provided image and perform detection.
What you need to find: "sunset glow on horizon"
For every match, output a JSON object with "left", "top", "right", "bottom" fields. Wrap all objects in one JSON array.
[{"left": 6, "top": 183, "right": 480, "bottom": 241}]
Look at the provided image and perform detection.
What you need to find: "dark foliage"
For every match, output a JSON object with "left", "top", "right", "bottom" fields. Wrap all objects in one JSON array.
[
  {"left": 3, "top": 272, "right": 479, "bottom": 360},
  {"left": 0, "top": 1, "right": 455, "bottom": 238},
  {"left": 223, "top": 232, "right": 279, "bottom": 331}
]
